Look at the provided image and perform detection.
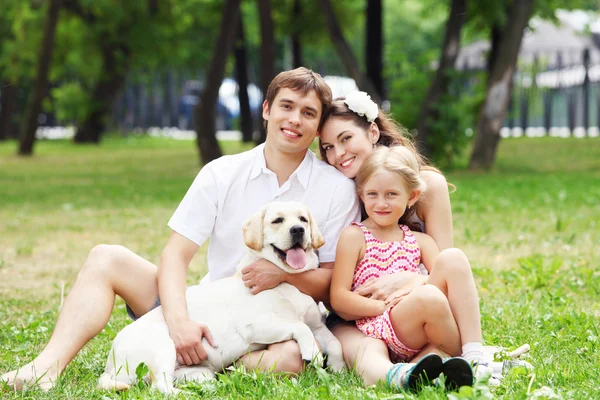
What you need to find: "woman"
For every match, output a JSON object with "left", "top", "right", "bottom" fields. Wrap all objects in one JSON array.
[{"left": 319, "top": 91, "right": 491, "bottom": 388}]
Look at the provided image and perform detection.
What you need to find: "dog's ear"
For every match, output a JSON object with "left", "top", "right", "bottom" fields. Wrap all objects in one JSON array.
[
  {"left": 307, "top": 208, "right": 325, "bottom": 249},
  {"left": 243, "top": 207, "right": 266, "bottom": 251}
]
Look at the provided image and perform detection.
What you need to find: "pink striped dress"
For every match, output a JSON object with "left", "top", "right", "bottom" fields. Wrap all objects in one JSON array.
[{"left": 352, "top": 222, "right": 422, "bottom": 361}]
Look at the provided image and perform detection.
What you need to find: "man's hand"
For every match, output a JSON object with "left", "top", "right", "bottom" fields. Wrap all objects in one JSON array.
[
  {"left": 384, "top": 275, "right": 428, "bottom": 307},
  {"left": 241, "top": 259, "right": 287, "bottom": 295},
  {"left": 356, "top": 271, "right": 420, "bottom": 300},
  {"left": 169, "top": 319, "right": 217, "bottom": 366}
]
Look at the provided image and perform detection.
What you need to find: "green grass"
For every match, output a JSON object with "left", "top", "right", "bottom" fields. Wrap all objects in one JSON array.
[{"left": 1, "top": 136, "right": 599, "bottom": 399}]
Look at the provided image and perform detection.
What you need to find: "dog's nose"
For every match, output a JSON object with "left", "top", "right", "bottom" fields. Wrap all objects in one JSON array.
[{"left": 289, "top": 225, "right": 305, "bottom": 239}]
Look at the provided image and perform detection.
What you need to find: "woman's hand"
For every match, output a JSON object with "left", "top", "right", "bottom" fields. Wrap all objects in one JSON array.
[
  {"left": 384, "top": 275, "right": 428, "bottom": 307},
  {"left": 356, "top": 271, "right": 421, "bottom": 301}
]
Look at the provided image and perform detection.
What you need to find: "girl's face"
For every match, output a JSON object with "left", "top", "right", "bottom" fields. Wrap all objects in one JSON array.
[
  {"left": 320, "top": 118, "right": 379, "bottom": 179},
  {"left": 360, "top": 169, "right": 419, "bottom": 228}
]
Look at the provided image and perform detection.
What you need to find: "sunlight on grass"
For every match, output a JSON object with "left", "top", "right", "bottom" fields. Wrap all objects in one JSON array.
[{"left": 1, "top": 136, "right": 599, "bottom": 399}]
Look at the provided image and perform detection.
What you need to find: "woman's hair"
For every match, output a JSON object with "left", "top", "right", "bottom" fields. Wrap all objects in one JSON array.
[
  {"left": 355, "top": 146, "right": 427, "bottom": 230},
  {"left": 318, "top": 97, "right": 441, "bottom": 176}
]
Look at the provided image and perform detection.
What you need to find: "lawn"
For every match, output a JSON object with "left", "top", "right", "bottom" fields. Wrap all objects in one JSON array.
[{"left": 0, "top": 136, "right": 598, "bottom": 399}]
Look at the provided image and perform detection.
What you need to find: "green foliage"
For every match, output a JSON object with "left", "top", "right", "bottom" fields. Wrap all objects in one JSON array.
[
  {"left": 50, "top": 82, "right": 90, "bottom": 124},
  {"left": 385, "top": 0, "right": 483, "bottom": 168},
  {"left": 1, "top": 136, "right": 599, "bottom": 398}
]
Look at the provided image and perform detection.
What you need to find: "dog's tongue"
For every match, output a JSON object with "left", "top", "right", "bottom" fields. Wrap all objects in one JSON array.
[{"left": 286, "top": 247, "right": 307, "bottom": 270}]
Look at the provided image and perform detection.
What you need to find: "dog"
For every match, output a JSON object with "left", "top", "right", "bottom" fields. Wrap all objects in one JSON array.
[{"left": 98, "top": 201, "right": 345, "bottom": 394}]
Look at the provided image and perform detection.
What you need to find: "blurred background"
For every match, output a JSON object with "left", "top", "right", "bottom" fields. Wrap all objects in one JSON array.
[{"left": 1, "top": 0, "right": 600, "bottom": 169}]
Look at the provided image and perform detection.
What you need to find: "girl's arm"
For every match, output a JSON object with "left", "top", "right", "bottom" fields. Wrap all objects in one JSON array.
[
  {"left": 383, "top": 232, "right": 439, "bottom": 305},
  {"left": 330, "top": 226, "right": 387, "bottom": 320},
  {"left": 418, "top": 170, "right": 453, "bottom": 250},
  {"left": 414, "top": 232, "right": 440, "bottom": 273}
]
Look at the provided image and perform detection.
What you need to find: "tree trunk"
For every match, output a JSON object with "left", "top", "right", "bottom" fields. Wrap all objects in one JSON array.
[
  {"left": 74, "top": 43, "right": 129, "bottom": 143},
  {"left": 320, "top": 0, "right": 380, "bottom": 104},
  {"left": 234, "top": 11, "right": 254, "bottom": 143},
  {"left": 194, "top": 0, "right": 240, "bottom": 164},
  {"left": 469, "top": 0, "right": 534, "bottom": 171},
  {"left": 415, "top": 0, "right": 466, "bottom": 157},
  {"left": 365, "top": 0, "right": 383, "bottom": 101},
  {"left": 256, "top": 0, "right": 276, "bottom": 144},
  {"left": 291, "top": 0, "right": 303, "bottom": 68},
  {"left": 0, "top": 81, "right": 17, "bottom": 140},
  {"left": 18, "top": 0, "right": 62, "bottom": 156}
]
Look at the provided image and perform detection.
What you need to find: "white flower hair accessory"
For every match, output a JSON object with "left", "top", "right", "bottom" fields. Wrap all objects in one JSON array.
[{"left": 344, "top": 91, "right": 378, "bottom": 122}]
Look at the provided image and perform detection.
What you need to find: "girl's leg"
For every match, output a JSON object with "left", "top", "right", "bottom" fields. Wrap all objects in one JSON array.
[
  {"left": 331, "top": 322, "right": 392, "bottom": 386},
  {"left": 426, "top": 248, "right": 482, "bottom": 345},
  {"left": 426, "top": 248, "right": 493, "bottom": 382},
  {"left": 411, "top": 343, "right": 450, "bottom": 362},
  {"left": 389, "top": 284, "right": 461, "bottom": 356}
]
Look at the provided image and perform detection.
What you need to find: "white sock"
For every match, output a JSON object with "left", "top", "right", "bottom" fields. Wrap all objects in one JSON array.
[{"left": 461, "top": 342, "right": 485, "bottom": 364}]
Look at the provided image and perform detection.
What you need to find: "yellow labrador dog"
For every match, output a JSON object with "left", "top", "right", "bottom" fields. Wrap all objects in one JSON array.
[{"left": 98, "top": 201, "right": 345, "bottom": 394}]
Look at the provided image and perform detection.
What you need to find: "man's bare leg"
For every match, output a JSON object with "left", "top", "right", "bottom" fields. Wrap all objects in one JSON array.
[
  {"left": 1, "top": 245, "right": 159, "bottom": 391},
  {"left": 238, "top": 341, "right": 304, "bottom": 374}
]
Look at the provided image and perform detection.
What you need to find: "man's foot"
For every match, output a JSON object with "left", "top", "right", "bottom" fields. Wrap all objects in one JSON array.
[
  {"left": 441, "top": 357, "right": 473, "bottom": 391},
  {"left": 387, "top": 353, "right": 443, "bottom": 391},
  {"left": 1, "top": 362, "right": 58, "bottom": 392}
]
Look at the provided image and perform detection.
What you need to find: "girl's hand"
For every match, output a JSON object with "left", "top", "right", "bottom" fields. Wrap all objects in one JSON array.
[
  {"left": 384, "top": 276, "right": 428, "bottom": 306},
  {"left": 356, "top": 271, "right": 421, "bottom": 300}
]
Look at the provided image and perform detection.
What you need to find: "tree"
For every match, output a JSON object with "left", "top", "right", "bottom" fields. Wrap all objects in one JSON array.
[
  {"left": 18, "top": 0, "right": 62, "bottom": 156},
  {"left": 234, "top": 11, "right": 254, "bottom": 143},
  {"left": 256, "top": 0, "right": 276, "bottom": 144},
  {"left": 365, "top": 0, "right": 383, "bottom": 101},
  {"left": 194, "top": 0, "right": 241, "bottom": 164},
  {"left": 415, "top": 0, "right": 467, "bottom": 158},
  {"left": 320, "top": 0, "right": 380, "bottom": 103},
  {"left": 469, "top": 0, "right": 534, "bottom": 170},
  {"left": 0, "top": 83, "right": 17, "bottom": 140},
  {"left": 291, "top": 0, "right": 303, "bottom": 68}
]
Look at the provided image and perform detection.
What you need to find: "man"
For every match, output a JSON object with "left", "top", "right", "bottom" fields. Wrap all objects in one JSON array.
[{"left": 2, "top": 67, "right": 360, "bottom": 390}]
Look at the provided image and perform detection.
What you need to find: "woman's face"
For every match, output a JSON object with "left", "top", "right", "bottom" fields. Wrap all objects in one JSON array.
[{"left": 320, "top": 118, "right": 377, "bottom": 179}]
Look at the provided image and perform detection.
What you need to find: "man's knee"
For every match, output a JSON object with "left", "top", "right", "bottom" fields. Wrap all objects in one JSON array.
[
  {"left": 268, "top": 340, "right": 304, "bottom": 374},
  {"left": 81, "top": 244, "right": 127, "bottom": 277}
]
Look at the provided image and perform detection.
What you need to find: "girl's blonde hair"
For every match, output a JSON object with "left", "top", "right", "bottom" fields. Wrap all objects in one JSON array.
[{"left": 355, "top": 146, "right": 427, "bottom": 230}]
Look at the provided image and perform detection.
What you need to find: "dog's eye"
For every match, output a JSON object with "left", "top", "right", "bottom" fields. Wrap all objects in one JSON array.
[
  {"left": 299, "top": 216, "right": 308, "bottom": 223},
  {"left": 272, "top": 217, "right": 284, "bottom": 224}
]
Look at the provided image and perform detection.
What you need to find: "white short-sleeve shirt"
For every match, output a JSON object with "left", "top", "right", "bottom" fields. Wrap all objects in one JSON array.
[{"left": 168, "top": 144, "right": 361, "bottom": 282}]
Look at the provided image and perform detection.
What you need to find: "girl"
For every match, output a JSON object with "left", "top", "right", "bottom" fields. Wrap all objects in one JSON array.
[{"left": 323, "top": 96, "right": 491, "bottom": 388}]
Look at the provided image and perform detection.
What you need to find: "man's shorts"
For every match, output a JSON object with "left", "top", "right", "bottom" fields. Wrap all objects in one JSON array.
[{"left": 126, "top": 297, "right": 161, "bottom": 321}]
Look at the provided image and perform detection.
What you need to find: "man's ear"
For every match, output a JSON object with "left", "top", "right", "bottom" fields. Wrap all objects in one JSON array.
[
  {"left": 243, "top": 207, "right": 266, "bottom": 251},
  {"left": 408, "top": 190, "right": 421, "bottom": 208},
  {"left": 262, "top": 100, "right": 270, "bottom": 121},
  {"left": 307, "top": 209, "right": 325, "bottom": 249},
  {"left": 369, "top": 123, "right": 380, "bottom": 144}
]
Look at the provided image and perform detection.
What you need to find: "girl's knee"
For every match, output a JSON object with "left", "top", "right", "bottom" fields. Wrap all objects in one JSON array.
[{"left": 415, "top": 285, "right": 451, "bottom": 316}]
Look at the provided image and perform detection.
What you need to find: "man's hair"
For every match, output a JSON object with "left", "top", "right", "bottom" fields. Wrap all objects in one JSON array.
[{"left": 264, "top": 67, "right": 332, "bottom": 128}]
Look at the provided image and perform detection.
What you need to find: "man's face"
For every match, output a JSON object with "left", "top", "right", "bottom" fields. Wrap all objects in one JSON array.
[{"left": 263, "top": 88, "right": 322, "bottom": 155}]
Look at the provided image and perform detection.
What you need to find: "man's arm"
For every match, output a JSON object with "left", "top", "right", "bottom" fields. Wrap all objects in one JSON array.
[
  {"left": 240, "top": 260, "right": 332, "bottom": 303},
  {"left": 159, "top": 232, "right": 216, "bottom": 366},
  {"left": 284, "top": 262, "right": 333, "bottom": 303}
]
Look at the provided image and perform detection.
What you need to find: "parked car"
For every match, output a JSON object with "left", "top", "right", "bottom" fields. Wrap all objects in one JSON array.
[{"left": 179, "top": 78, "right": 262, "bottom": 131}]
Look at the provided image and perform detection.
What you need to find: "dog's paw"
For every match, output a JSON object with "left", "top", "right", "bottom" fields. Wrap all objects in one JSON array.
[
  {"left": 304, "top": 350, "right": 325, "bottom": 368},
  {"left": 325, "top": 354, "right": 346, "bottom": 373}
]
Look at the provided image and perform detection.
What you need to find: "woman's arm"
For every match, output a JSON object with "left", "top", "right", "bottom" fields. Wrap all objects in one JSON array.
[
  {"left": 330, "top": 226, "right": 387, "bottom": 320},
  {"left": 414, "top": 232, "right": 440, "bottom": 273},
  {"left": 418, "top": 170, "right": 453, "bottom": 250}
]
